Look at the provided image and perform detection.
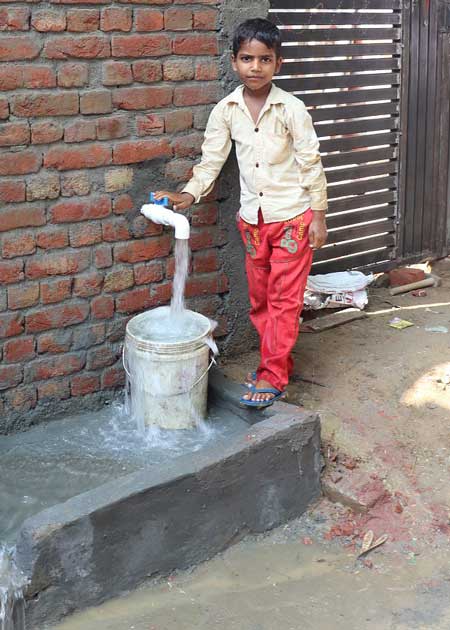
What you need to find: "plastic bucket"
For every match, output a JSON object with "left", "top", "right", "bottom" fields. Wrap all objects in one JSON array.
[{"left": 124, "top": 306, "right": 213, "bottom": 430}]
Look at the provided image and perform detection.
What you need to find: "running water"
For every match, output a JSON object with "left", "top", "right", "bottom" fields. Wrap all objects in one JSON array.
[
  {"left": 170, "top": 238, "right": 190, "bottom": 318},
  {"left": 0, "top": 548, "right": 26, "bottom": 630}
]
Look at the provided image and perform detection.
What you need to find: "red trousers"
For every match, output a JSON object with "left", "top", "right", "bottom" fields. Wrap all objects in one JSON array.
[{"left": 238, "top": 208, "right": 313, "bottom": 392}]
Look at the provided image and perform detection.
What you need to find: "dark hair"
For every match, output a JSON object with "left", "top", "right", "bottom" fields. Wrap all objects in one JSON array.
[{"left": 232, "top": 18, "right": 282, "bottom": 58}]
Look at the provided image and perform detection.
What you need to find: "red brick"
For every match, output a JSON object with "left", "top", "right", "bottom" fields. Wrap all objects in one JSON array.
[
  {"left": 50, "top": 196, "right": 111, "bottom": 223},
  {"left": 0, "top": 312, "right": 24, "bottom": 338},
  {"left": 37, "top": 330, "right": 72, "bottom": 354},
  {"left": 64, "top": 119, "right": 96, "bottom": 143},
  {"left": 73, "top": 271, "right": 103, "bottom": 297},
  {"left": 104, "top": 267, "right": 134, "bottom": 292},
  {"left": 36, "top": 227, "right": 69, "bottom": 250},
  {"left": 0, "top": 122, "right": 30, "bottom": 147},
  {"left": 87, "top": 344, "right": 117, "bottom": 369},
  {"left": 11, "top": 92, "right": 79, "bottom": 117},
  {"left": 26, "top": 303, "right": 89, "bottom": 332},
  {"left": 130, "top": 214, "right": 163, "bottom": 237},
  {"left": 165, "top": 158, "right": 193, "bottom": 182},
  {"left": 193, "top": 249, "right": 219, "bottom": 273},
  {"left": 174, "top": 83, "right": 220, "bottom": 106},
  {"left": 24, "top": 172, "right": 59, "bottom": 201},
  {"left": 102, "top": 61, "right": 132, "bottom": 86},
  {"left": 136, "top": 113, "right": 164, "bottom": 136},
  {"left": 134, "top": 260, "right": 164, "bottom": 285},
  {"left": 7, "top": 283, "right": 39, "bottom": 309},
  {"left": 115, "top": 0, "right": 170, "bottom": 4},
  {"left": 113, "top": 138, "right": 171, "bottom": 165},
  {"left": 67, "top": 9, "right": 99, "bottom": 32},
  {"left": 193, "top": 8, "right": 217, "bottom": 30},
  {"left": 192, "top": 202, "right": 218, "bottom": 226},
  {"left": 69, "top": 222, "right": 102, "bottom": 246},
  {"left": 0, "top": 204, "right": 45, "bottom": 231},
  {"left": 72, "top": 322, "right": 105, "bottom": 349},
  {"left": 165, "top": 109, "right": 193, "bottom": 133},
  {"left": 44, "top": 35, "right": 110, "bottom": 59},
  {"left": 41, "top": 278, "right": 72, "bottom": 304},
  {"left": 113, "top": 85, "right": 172, "bottom": 110},
  {"left": 150, "top": 281, "right": 171, "bottom": 305},
  {"left": 0, "top": 8, "right": 30, "bottom": 31},
  {"left": 172, "top": 132, "right": 203, "bottom": 158},
  {"left": 111, "top": 34, "right": 171, "bottom": 57},
  {"left": 91, "top": 294, "right": 114, "bottom": 319},
  {"left": 174, "top": 0, "right": 216, "bottom": 4},
  {"left": 80, "top": 90, "right": 112, "bottom": 115},
  {"left": 94, "top": 244, "right": 112, "bottom": 268},
  {"left": 49, "top": 0, "right": 109, "bottom": 3},
  {"left": 61, "top": 172, "right": 90, "bottom": 196},
  {"left": 37, "top": 379, "right": 70, "bottom": 402},
  {"left": 31, "top": 120, "right": 63, "bottom": 144},
  {"left": 164, "top": 7, "right": 191, "bottom": 30},
  {"left": 132, "top": 59, "right": 162, "bottom": 83},
  {"left": 101, "top": 7, "right": 132, "bottom": 32},
  {"left": 96, "top": 115, "right": 128, "bottom": 140},
  {"left": 113, "top": 193, "right": 134, "bottom": 214},
  {"left": 0, "top": 66, "right": 22, "bottom": 90},
  {"left": 0, "top": 364, "right": 22, "bottom": 390},
  {"left": 0, "top": 36, "right": 40, "bottom": 61},
  {"left": 0, "top": 180, "right": 26, "bottom": 203},
  {"left": 4, "top": 337, "right": 35, "bottom": 362},
  {"left": 31, "top": 10, "right": 66, "bottom": 32},
  {"left": 135, "top": 9, "right": 163, "bottom": 31},
  {"left": 5, "top": 385, "right": 37, "bottom": 413},
  {"left": 115, "top": 286, "right": 152, "bottom": 313},
  {"left": 185, "top": 272, "right": 228, "bottom": 298},
  {"left": 23, "top": 65, "right": 56, "bottom": 88},
  {"left": 102, "top": 218, "right": 131, "bottom": 242},
  {"left": 45, "top": 144, "right": 111, "bottom": 170},
  {"left": 163, "top": 58, "right": 194, "bottom": 81},
  {"left": 0, "top": 97, "right": 8, "bottom": 119},
  {"left": 114, "top": 235, "right": 171, "bottom": 263},
  {"left": 2, "top": 232, "right": 36, "bottom": 258},
  {"left": 189, "top": 226, "right": 227, "bottom": 251},
  {"left": 0, "top": 150, "right": 42, "bottom": 176},
  {"left": 195, "top": 59, "right": 219, "bottom": 81},
  {"left": 389, "top": 267, "right": 426, "bottom": 287},
  {"left": 25, "top": 250, "right": 90, "bottom": 279},
  {"left": 71, "top": 373, "right": 100, "bottom": 396},
  {"left": 57, "top": 63, "right": 88, "bottom": 87},
  {"left": 173, "top": 33, "right": 218, "bottom": 55},
  {"left": 102, "top": 364, "right": 124, "bottom": 389},
  {"left": 26, "top": 353, "right": 85, "bottom": 381}
]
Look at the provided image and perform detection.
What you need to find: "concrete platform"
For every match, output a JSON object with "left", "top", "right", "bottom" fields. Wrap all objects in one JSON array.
[{"left": 15, "top": 370, "right": 321, "bottom": 629}]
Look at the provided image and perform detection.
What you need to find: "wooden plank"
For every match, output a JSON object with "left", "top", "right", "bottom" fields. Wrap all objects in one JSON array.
[
  {"left": 311, "top": 247, "right": 395, "bottom": 273},
  {"left": 281, "top": 43, "right": 401, "bottom": 58},
  {"left": 328, "top": 175, "right": 397, "bottom": 199},
  {"left": 272, "top": 12, "right": 401, "bottom": 26},
  {"left": 326, "top": 204, "right": 396, "bottom": 229},
  {"left": 328, "top": 190, "right": 396, "bottom": 213},
  {"left": 298, "top": 87, "right": 399, "bottom": 107},
  {"left": 319, "top": 131, "right": 398, "bottom": 153},
  {"left": 316, "top": 116, "right": 399, "bottom": 138},
  {"left": 280, "top": 57, "right": 400, "bottom": 75},
  {"left": 325, "top": 160, "right": 397, "bottom": 183},
  {"left": 327, "top": 219, "right": 395, "bottom": 243},
  {"left": 311, "top": 103, "right": 398, "bottom": 123},
  {"left": 277, "top": 72, "right": 400, "bottom": 92},
  {"left": 280, "top": 28, "right": 401, "bottom": 43},
  {"left": 312, "top": 232, "right": 395, "bottom": 262},
  {"left": 270, "top": 0, "right": 401, "bottom": 10},
  {"left": 322, "top": 146, "right": 396, "bottom": 167}
]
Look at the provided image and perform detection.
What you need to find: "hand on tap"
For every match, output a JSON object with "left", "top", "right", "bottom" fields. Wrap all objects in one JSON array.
[{"left": 153, "top": 190, "right": 195, "bottom": 212}]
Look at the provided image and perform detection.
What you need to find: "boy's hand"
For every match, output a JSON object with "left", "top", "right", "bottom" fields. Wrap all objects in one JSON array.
[
  {"left": 309, "top": 211, "right": 328, "bottom": 250},
  {"left": 153, "top": 190, "right": 194, "bottom": 212}
]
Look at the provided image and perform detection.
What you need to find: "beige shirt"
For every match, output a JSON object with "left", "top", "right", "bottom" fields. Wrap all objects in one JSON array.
[{"left": 182, "top": 83, "right": 327, "bottom": 225}]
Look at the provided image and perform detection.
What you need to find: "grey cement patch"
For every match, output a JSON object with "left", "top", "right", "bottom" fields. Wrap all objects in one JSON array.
[{"left": 12, "top": 373, "right": 321, "bottom": 629}]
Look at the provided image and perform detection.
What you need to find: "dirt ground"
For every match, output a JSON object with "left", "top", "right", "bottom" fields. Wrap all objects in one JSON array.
[{"left": 54, "top": 257, "right": 450, "bottom": 630}]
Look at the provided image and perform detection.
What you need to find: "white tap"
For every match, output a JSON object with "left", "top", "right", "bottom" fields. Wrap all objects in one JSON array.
[{"left": 140, "top": 203, "right": 190, "bottom": 240}]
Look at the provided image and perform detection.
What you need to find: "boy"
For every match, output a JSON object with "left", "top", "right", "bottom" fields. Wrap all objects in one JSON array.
[{"left": 155, "top": 18, "right": 328, "bottom": 408}]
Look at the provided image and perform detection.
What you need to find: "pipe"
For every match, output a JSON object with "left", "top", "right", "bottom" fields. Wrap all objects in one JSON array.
[{"left": 140, "top": 203, "right": 190, "bottom": 240}]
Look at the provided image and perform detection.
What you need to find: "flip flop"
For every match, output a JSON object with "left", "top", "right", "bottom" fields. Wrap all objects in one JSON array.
[{"left": 240, "top": 385, "right": 285, "bottom": 409}]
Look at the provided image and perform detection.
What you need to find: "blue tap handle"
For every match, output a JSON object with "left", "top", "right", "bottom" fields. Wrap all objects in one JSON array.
[{"left": 149, "top": 192, "right": 169, "bottom": 207}]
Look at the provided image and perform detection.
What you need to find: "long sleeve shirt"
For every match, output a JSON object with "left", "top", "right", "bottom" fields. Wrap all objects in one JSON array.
[{"left": 182, "top": 83, "right": 328, "bottom": 225}]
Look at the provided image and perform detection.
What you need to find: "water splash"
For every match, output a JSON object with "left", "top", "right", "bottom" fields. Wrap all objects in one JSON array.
[{"left": 0, "top": 548, "right": 26, "bottom": 630}]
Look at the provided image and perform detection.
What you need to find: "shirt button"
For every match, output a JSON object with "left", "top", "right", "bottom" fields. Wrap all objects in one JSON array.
[
  {"left": 254, "top": 128, "right": 259, "bottom": 132},
  {"left": 255, "top": 163, "right": 259, "bottom": 168},
  {"left": 259, "top": 192, "right": 263, "bottom": 197}
]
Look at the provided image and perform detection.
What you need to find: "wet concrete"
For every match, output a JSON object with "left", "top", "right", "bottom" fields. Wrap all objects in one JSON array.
[{"left": 53, "top": 499, "right": 450, "bottom": 630}]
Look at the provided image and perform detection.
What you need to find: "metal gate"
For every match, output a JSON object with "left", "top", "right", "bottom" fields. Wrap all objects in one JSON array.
[{"left": 269, "top": 0, "right": 450, "bottom": 273}]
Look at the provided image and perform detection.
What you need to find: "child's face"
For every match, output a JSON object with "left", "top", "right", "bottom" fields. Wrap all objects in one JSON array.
[{"left": 232, "top": 39, "right": 282, "bottom": 93}]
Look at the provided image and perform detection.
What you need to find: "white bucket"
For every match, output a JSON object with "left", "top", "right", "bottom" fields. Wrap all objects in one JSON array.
[{"left": 124, "top": 306, "right": 213, "bottom": 430}]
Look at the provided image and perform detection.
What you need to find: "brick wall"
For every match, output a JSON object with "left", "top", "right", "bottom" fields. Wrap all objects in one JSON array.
[{"left": 0, "top": 0, "right": 230, "bottom": 432}]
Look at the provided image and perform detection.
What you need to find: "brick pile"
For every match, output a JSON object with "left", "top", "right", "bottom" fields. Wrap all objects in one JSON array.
[{"left": 0, "top": 0, "right": 229, "bottom": 426}]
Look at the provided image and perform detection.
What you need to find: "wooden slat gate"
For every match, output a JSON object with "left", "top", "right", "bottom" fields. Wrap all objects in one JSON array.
[{"left": 269, "top": 0, "right": 450, "bottom": 274}]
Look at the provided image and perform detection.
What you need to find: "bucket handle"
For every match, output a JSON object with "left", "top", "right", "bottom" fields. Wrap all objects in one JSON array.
[{"left": 122, "top": 346, "right": 216, "bottom": 397}]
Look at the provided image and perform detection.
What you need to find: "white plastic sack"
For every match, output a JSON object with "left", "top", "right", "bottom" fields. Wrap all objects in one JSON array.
[{"left": 306, "top": 271, "right": 373, "bottom": 294}]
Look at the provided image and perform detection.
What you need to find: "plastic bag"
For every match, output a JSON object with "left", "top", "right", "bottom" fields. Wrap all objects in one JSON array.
[{"left": 304, "top": 271, "right": 373, "bottom": 311}]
